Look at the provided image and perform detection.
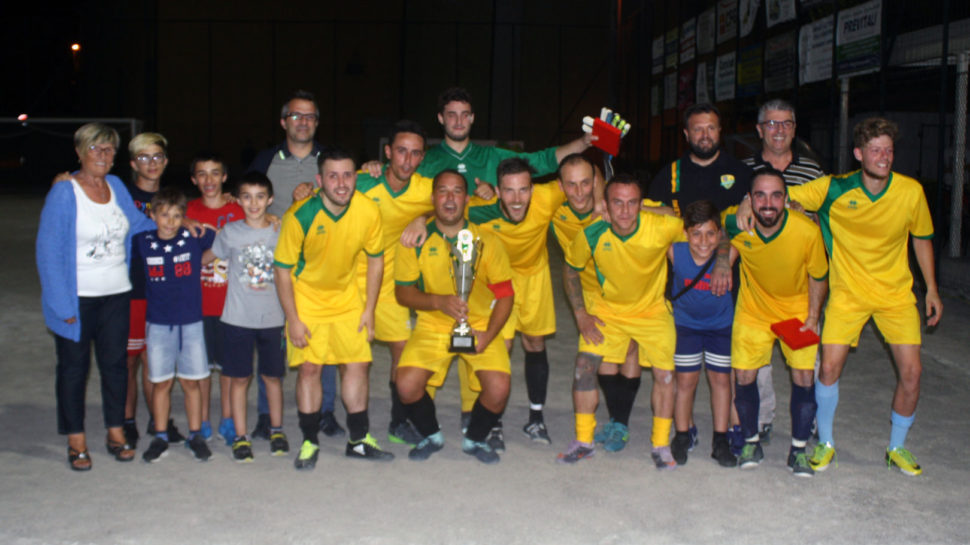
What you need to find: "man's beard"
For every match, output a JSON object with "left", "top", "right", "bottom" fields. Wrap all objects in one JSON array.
[
  {"left": 754, "top": 207, "right": 782, "bottom": 229},
  {"left": 690, "top": 139, "right": 719, "bottom": 160}
]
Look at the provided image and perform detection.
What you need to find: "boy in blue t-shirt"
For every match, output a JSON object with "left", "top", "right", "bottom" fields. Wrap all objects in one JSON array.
[
  {"left": 666, "top": 200, "right": 737, "bottom": 468},
  {"left": 204, "top": 172, "right": 289, "bottom": 462},
  {"left": 135, "top": 187, "right": 216, "bottom": 463}
]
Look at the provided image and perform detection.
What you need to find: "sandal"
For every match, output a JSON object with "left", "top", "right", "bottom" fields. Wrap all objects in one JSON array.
[
  {"left": 68, "top": 447, "right": 92, "bottom": 471},
  {"left": 106, "top": 439, "right": 136, "bottom": 462}
]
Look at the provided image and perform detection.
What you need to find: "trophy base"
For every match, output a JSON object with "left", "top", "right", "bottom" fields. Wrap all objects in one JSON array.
[{"left": 449, "top": 335, "right": 476, "bottom": 354}]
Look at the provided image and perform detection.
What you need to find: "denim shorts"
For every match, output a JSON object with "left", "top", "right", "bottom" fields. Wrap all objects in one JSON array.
[{"left": 146, "top": 321, "right": 211, "bottom": 382}]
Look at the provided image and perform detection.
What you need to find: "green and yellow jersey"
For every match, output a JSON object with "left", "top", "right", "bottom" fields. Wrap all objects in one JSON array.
[{"left": 417, "top": 141, "right": 559, "bottom": 191}]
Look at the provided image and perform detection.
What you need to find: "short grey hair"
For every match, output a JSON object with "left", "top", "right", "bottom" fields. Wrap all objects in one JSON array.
[
  {"left": 74, "top": 123, "right": 120, "bottom": 153},
  {"left": 757, "top": 99, "right": 796, "bottom": 124}
]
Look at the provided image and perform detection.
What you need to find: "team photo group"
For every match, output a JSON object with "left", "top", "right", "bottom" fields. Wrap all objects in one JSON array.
[{"left": 37, "top": 86, "right": 942, "bottom": 479}]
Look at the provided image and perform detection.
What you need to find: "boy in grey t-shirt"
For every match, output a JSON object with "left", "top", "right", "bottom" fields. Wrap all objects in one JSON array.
[{"left": 206, "top": 172, "right": 288, "bottom": 462}]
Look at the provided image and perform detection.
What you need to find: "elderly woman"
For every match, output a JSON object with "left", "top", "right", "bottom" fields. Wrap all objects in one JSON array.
[{"left": 37, "top": 123, "right": 155, "bottom": 470}]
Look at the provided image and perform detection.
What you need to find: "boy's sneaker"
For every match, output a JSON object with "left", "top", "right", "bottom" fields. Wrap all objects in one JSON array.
[
  {"left": 651, "top": 446, "right": 677, "bottom": 470},
  {"left": 727, "top": 425, "right": 744, "bottom": 456},
  {"left": 251, "top": 413, "right": 271, "bottom": 440},
  {"left": 886, "top": 447, "right": 922, "bottom": 476},
  {"left": 594, "top": 420, "right": 615, "bottom": 444},
  {"left": 603, "top": 422, "right": 630, "bottom": 453},
  {"left": 462, "top": 437, "right": 500, "bottom": 464},
  {"left": 270, "top": 432, "right": 290, "bottom": 456},
  {"left": 148, "top": 419, "right": 186, "bottom": 443},
  {"left": 711, "top": 436, "right": 738, "bottom": 467},
  {"left": 346, "top": 434, "right": 395, "bottom": 461},
  {"left": 232, "top": 438, "right": 254, "bottom": 463},
  {"left": 200, "top": 421, "right": 213, "bottom": 441},
  {"left": 486, "top": 425, "right": 505, "bottom": 453},
  {"left": 687, "top": 425, "right": 699, "bottom": 451},
  {"left": 522, "top": 420, "right": 551, "bottom": 444},
  {"left": 218, "top": 418, "right": 235, "bottom": 446},
  {"left": 738, "top": 442, "right": 764, "bottom": 469},
  {"left": 186, "top": 434, "right": 212, "bottom": 462},
  {"left": 320, "top": 411, "right": 346, "bottom": 437},
  {"left": 787, "top": 449, "right": 814, "bottom": 478},
  {"left": 388, "top": 421, "right": 422, "bottom": 447},
  {"left": 123, "top": 421, "right": 140, "bottom": 449},
  {"left": 294, "top": 440, "right": 319, "bottom": 470},
  {"left": 809, "top": 442, "right": 837, "bottom": 472},
  {"left": 408, "top": 431, "right": 445, "bottom": 461},
  {"left": 142, "top": 437, "right": 169, "bottom": 463},
  {"left": 670, "top": 432, "right": 691, "bottom": 465},
  {"left": 556, "top": 440, "right": 595, "bottom": 464},
  {"left": 759, "top": 422, "right": 773, "bottom": 445}
]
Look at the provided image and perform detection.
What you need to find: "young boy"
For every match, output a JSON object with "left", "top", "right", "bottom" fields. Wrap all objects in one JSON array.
[
  {"left": 666, "top": 200, "right": 737, "bottom": 468},
  {"left": 185, "top": 152, "right": 244, "bottom": 443},
  {"left": 136, "top": 187, "right": 217, "bottom": 462},
  {"left": 205, "top": 172, "right": 289, "bottom": 462}
]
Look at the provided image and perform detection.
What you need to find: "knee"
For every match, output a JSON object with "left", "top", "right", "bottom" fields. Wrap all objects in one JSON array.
[
  {"left": 653, "top": 369, "right": 674, "bottom": 389},
  {"left": 735, "top": 369, "right": 757, "bottom": 386},
  {"left": 298, "top": 364, "right": 322, "bottom": 381}
]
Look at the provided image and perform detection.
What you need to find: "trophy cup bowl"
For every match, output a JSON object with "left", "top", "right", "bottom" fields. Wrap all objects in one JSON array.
[{"left": 449, "top": 229, "right": 480, "bottom": 353}]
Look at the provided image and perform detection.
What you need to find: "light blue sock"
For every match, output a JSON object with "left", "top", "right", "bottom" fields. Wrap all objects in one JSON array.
[
  {"left": 815, "top": 380, "right": 839, "bottom": 446},
  {"left": 889, "top": 410, "right": 916, "bottom": 451}
]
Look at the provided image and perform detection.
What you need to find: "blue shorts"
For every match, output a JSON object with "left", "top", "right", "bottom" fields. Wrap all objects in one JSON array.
[
  {"left": 202, "top": 316, "right": 224, "bottom": 370},
  {"left": 674, "top": 325, "right": 731, "bottom": 374},
  {"left": 220, "top": 323, "right": 286, "bottom": 379},
  {"left": 146, "top": 321, "right": 211, "bottom": 382}
]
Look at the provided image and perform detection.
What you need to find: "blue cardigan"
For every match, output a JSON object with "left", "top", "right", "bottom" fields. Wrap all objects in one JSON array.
[{"left": 36, "top": 174, "right": 155, "bottom": 341}]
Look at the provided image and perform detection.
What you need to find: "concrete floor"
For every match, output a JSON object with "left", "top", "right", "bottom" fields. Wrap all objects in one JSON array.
[{"left": 2, "top": 195, "right": 968, "bottom": 545}]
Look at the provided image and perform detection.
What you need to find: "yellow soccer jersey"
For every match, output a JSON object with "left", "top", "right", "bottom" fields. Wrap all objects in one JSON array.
[
  {"left": 468, "top": 181, "right": 566, "bottom": 275},
  {"left": 274, "top": 191, "right": 383, "bottom": 321},
  {"left": 789, "top": 171, "right": 933, "bottom": 307},
  {"left": 395, "top": 221, "right": 514, "bottom": 334},
  {"left": 567, "top": 210, "right": 684, "bottom": 318},
  {"left": 551, "top": 201, "right": 600, "bottom": 298},
  {"left": 726, "top": 209, "right": 829, "bottom": 325}
]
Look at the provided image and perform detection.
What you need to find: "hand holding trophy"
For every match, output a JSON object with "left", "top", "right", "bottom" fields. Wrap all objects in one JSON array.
[{"left": 448, "top": 229, "right": 482, "bottom": 353}]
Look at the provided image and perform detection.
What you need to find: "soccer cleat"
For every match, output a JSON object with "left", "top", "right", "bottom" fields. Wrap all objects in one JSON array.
[
  {"left": 651, "top": 446, "right": 677, "bottom": 470},
  {"left": 408, "top": 431, "right": 445, "bottom": 461},
  {"left": 462, "top": 437, "right": 500, "bottom": 464},
  {"left": 319, "top": 411, "right": 346, "bottom": 437},
  {"left": 603, "top": 422, "right": 630, "bottom": 453},
  {"left": 759, "top": 422, "right": 773, "bottom": 445},
  {"left": 523, "top": 420, "right": 552, "bottom": 444},
  {"left": 711, "top": 436, "right": 738, "bottom": 468},
  {"left": 251, "top": 413, "right": 271, "bottom": 440},
  {"left": 123, "top": 421, "right": 140, "bottom": 449},
  {"left": 294, "top": 440, "right": 320, "bottom": 470},
  {"left": 232, "top": 438, "right": 254, "bottom": 463},
  {"left": 346, "top": 434, "right": 395, "bottom": 461},
  {"left": 556, "top": 440, "right": 595, "bottom": 464},
  {"left": 269, "top": 432, "right": 290, "bottom": 456},
  {"left": 142, "top": 436, "right": 169, "bottom": 463},
  {"left": 809, "top": 442, "right": 837, "bottom": 472},
  {"left": 593, "top": 420, "right": 615, "bottom": 444},
  {"left": 886, "top": 447, "right": 922, "bottom": 476},
  {"left": 787, "top": 449, "right": 814, "bottom": 478},
  {"left": 727, "top": 425, "right": 744, "bottom": 457},
  {"left": 388, "top": 421, "right": 422, "bottom": 447},
  {"left": 186, "top": 434, "right": 212, "bottom": 462},
  {"left": 670, "top": 432, "right": 691, "bottom": 465},
  {"left": 687, "top": 425, "right": 699, "bottom": 451},
  {"left": 487, "top": 425, "right": 505, "bottom": 453},
  {"left": 218, "top": 417, "right": 235, "bottom": 447},
  {"left": 200, "top": 421, "right": 213, "bottom": 441},
  {"left": 738, "top": 442, "right": 764, "bottom": 469}
]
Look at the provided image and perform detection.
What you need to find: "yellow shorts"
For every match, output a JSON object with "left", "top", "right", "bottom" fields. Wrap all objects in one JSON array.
[
  {"left": 286, "top": 316, "right": 371, "bottom": 367},
  {"left": 502, "top": 267, "right": 556, "bottom": 340},
  {"left": 399, "top": 327, "right": 511, "bottom": 391},
  {"left": 731, "top": 319, "right": 817, "bottom": 371},
  {"left": 373, "top": 286, "right": 412, "bottom": 343},
  {"left": 821, "top": 291, "right": 921, "bottom": 346},
  {"left": 578, "top": 309, "right": 675, "bottom": 371}
]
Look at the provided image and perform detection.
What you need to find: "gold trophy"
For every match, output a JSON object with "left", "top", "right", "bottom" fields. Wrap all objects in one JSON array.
[{"left": 449, "top": 229, "right": 481, "bottom": 353}]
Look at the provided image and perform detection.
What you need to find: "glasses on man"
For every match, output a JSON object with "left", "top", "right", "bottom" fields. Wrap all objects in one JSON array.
[
  {"left": 135, "top": 153, "right": 166, "bottom": 163},
  {"left": 284, "top": 112, "right": 319, "bottom": 122},
  {"left": 87, "top": 144, "right": 116, "bottom": 155},
  {"left": 761, "top": 120, "right": 794, "bottom": 130}
]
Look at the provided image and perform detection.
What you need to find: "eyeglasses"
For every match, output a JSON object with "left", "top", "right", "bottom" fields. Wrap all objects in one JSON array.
[
  {"left": 761, "top": 120, "right": 794, "bottom": 130},
  {"left": 283, "top": 113, "right": 319, "bottom": 122},
  {"left": 135, "top": 153, "right": 166, "bottom": 163},
  {"left": 87, "top": 144, "right": 116, "bottom": 155}
]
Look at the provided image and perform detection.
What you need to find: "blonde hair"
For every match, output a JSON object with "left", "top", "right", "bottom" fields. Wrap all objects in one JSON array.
[
  {"left": 128, "top": 132, "right": 168, "bottom": 156},
  {"left": 74, "top": 123, "right": 120, "bottom": 153}
]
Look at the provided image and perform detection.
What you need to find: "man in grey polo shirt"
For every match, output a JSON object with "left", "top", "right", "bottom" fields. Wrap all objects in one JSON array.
[{"left": 247, "top": 89, "right": 343, "bottom": 439}]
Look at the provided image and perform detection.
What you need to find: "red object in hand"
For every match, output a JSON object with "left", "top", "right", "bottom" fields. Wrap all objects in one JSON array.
[
  {"left": 770, "top": 318, "right": 820, "bottom": 350},
  {"left": 592, "top": 118, "right": 622, "bottom": 156}
]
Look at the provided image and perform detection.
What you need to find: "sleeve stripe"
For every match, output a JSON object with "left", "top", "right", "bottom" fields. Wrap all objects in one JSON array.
[
  {"left": 273, "top": 260, "right": 295, "bottom": 269},
  {"left": 394, "top": 280, "right": 417, "bottom": 286},
  {"left": 488, "top": 279, "right": 514, "bottom": 299}
]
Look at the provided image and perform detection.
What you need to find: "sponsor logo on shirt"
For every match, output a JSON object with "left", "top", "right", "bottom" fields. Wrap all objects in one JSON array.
[{"left": 847, "top": 200, "right": 858, "bottom": 210}]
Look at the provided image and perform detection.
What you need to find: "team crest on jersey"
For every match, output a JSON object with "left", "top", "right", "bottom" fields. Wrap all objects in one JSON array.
[
  {"left": 720, "top": 175, "right": 735, "bottom": 189},
  {"left": 743, "top": 240, "right": 752, "bottom": 248},
  {"left": 457, "top": 163, "right": 467, "bottom": 174}
]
